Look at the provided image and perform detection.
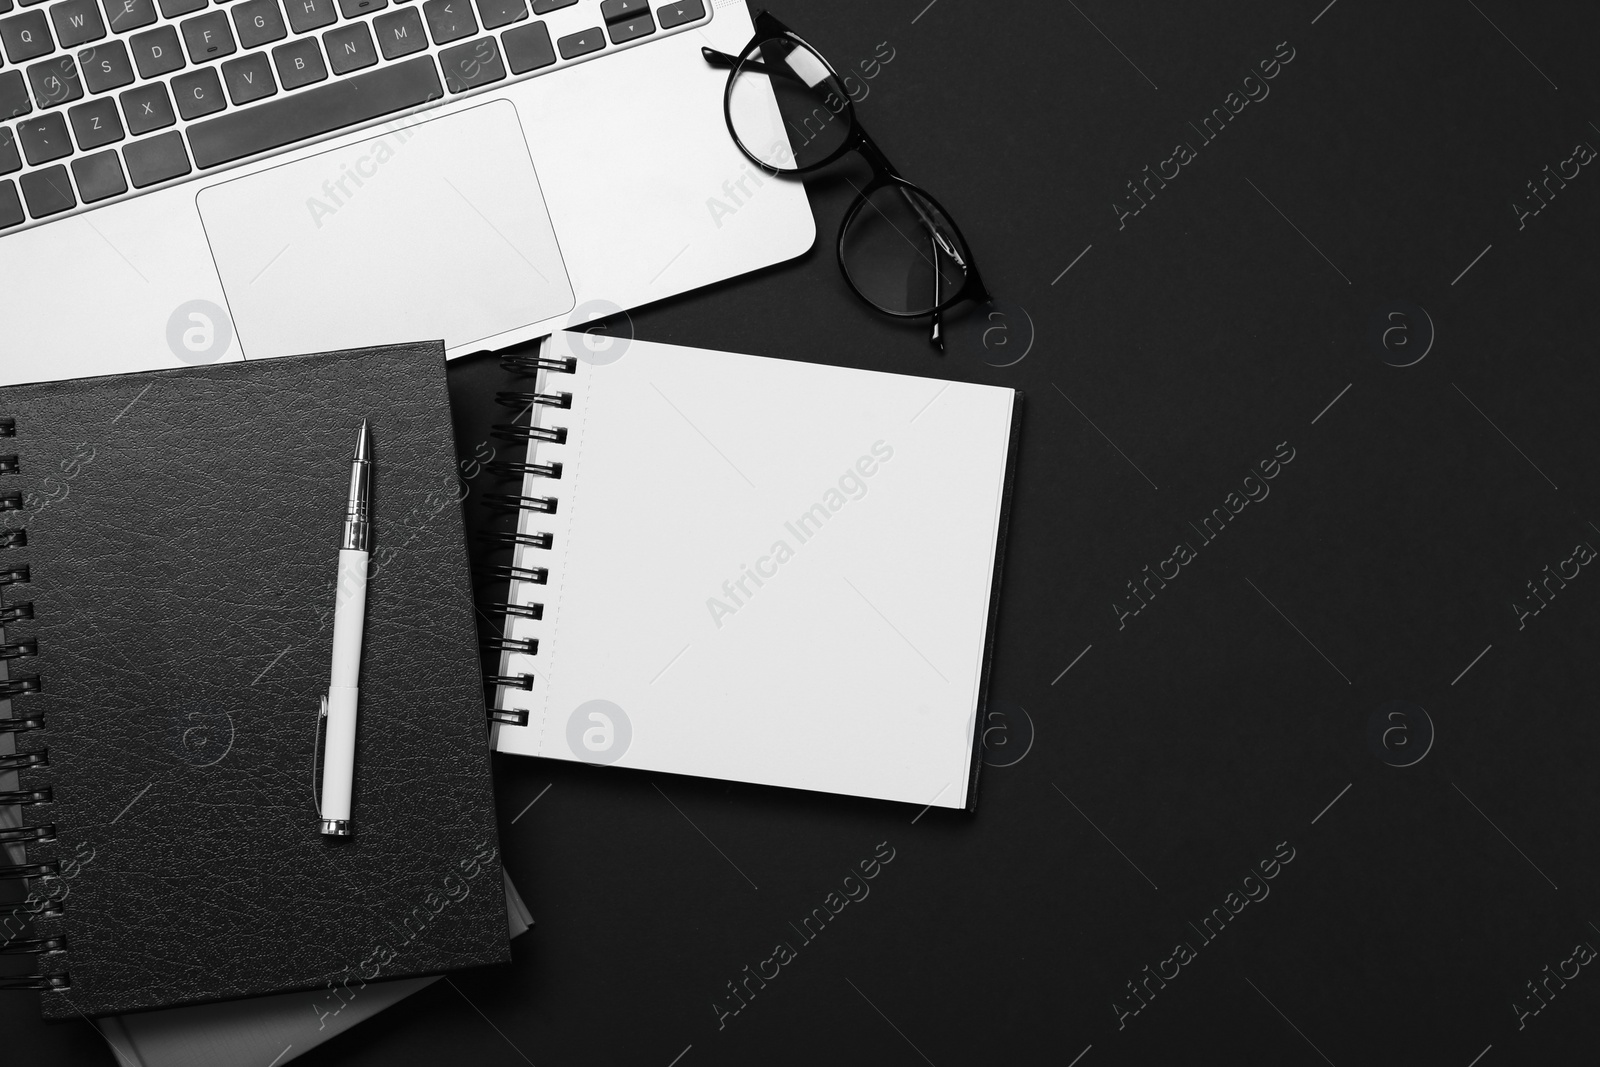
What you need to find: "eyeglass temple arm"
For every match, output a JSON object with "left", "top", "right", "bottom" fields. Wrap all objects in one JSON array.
[
  {"left": 896, "top": 187, "right": 967, "bottom": 270},
  {"left": 894, "top": 184, "right": 958, "bottom": 352},
  {"left": 702, "top": 47, "right": 819, "bottom": 88}
]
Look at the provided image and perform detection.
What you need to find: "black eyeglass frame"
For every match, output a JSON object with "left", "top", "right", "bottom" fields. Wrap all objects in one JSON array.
[{"left": 704, "top": 11, "right": 993, "bottom": 349}]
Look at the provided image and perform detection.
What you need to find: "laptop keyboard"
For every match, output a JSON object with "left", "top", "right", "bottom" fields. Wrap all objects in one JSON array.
[{"left": 0, "top": 0, "right": 707, "bottom": 231}]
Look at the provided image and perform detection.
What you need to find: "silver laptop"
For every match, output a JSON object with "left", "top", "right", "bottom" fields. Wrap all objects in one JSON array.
[{"left": 0, "top": 0, "right": 813, "bottom": 386}]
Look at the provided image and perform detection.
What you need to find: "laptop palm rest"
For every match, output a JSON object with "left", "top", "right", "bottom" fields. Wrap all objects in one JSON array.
[{"left": 197, "top": 99, "right": 575, "bottom": 359}]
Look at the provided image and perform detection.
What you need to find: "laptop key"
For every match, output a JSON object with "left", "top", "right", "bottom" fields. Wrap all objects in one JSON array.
[
  {"left": 118, "top": 78, "right": 171, "bottom": 131},
  {"left": 336, "top": 0, "right": 383, "bottom": 16},
  {"left": 220, "top": 49, "right": 272, "bottom": 102},
  {"left": 231, "top": 0, "right": 284, "bottom": 47},
  {"left": 498, "top": 18, "right": 548, "bottom": 73},
  {"left": 0, "top": 180, "right": 21, "bottom": 228},
  {"left": 529, "top": 0, "right": 570, "bottom": 12},
  {"left": 129, "top": 25, "right": 182, "bottom": 77},
  {"left": 67, "top": 93, "right": 120, "bottom": 146},
  {"left": 271, "top": 34, "right": 323, "bottom": 88},
  {"left": 473, "top": 0, "right": 520, "bottom": 29},
  {"left": 50, "top": 0, "right": 105, "bottom": 46},
  {"left": 1, "top": 11, "right": 55, "bottom": 62},
  {"left": 439, "top": 34, "right": 501, "bottom": 92},
  {"left": 283, "top": 0, "right": 335, "bottom": 34},
  {"left": 19, "top": 163, "right": 73, "bottom": 215},
  {"left": 654, "top": 0, "right": 700, "bottom": 30},
  {"left": 0, "top": 70, "right": 31, "bottom": 118},
  {"left": 17, "top": 110, "right": 68, "bottom": 161},
  {"left": 79, "top": 40, "right": 135, "bottom": 91},
  {"left": 372, "top": 5, "right": 421, "bottom": 57},
  {"left": 0, "top": 126, "right": 19, "bottom": 172},
  {"left": 322, "top": 20, "right": 373, "bottom": 73},
  {"left": 27, "top": 55, "right": 82, "bottom": 107},
  {"left": 555, "top": 25, "right": 598, "bottom": 59},
  {"left": 187, "top": 53, "right": 441, "bottom": 168},
  {"left": 421, "top": 0, "right": 472, "bottom": 44},
  {"left": 605, "top": 10, "right": 648, "bottom": 44},
  {"left": 597, "top": 0, "right": 642, "bottom": 22},
  {"left": 154, "top": 0, "right": 202, "bottom": 17},
  {"left": 70, "top": 145, "right": 123, "bottom": 199},
  {"left": 122, "top": 127, "right": 186, "bottom": 185},
  {"left": 171, "top": 64, "right": 222, "bottom": 118},
  {"left": 180, "top": 10, "right": 234, "bottom": 62},
  {"left": 102, "top": 0, "right": 155, "bottom": 33}
]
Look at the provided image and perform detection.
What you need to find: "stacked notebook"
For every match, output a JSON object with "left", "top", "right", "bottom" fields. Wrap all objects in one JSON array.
[
  {"left": 0, "top": 344, "right": 509, "bottom": 1018},
  {"left": 484, "top": 336, "right": 1022, "bottom": 810},
  {"left": 97, "top": 873, "right": 533, "bottom": 1067}
]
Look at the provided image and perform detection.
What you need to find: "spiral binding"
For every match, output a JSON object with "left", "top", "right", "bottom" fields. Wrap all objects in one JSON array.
[
  {"left": 486, "top": 459, "right": 563, "bottom": 480},
  {"left": 0, "top": 822, "right": 54, "bottom": 845},
  {"left": 486, "top": 564, "right": 549, "bottom": 585},
  {"left": 481, "top": 530, "right": 554, "bottom": 551},
  {"left": 500, "top": 352, "right": 577, "bottom": 375},
  {"left": 484, "top": 493, "right": 558, "bottom": 515},
  {"left": 493, "top": 601, "right": 545, "bottom": 621},
  {"left": 484, "top": 637, "right": 538, "bottom": 656},
  {"left": 1, "top": 899, "right": 61, "bottom": 922},
  {"left": 496, "top": 390, "right": 573, "bottom": 411},
  {"left": 492, "top": 423, "right": 568, "bottom": 445},
  {"left": 0, "top": 414, "right": 69, "bottom": 994},
  {"left": 475, "top": 345, "right": 577, "bottom": 728}
]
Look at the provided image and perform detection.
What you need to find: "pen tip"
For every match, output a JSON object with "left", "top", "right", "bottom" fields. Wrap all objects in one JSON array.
[{"left": 354, "top": 419, "right": 371, "bottom": 462}]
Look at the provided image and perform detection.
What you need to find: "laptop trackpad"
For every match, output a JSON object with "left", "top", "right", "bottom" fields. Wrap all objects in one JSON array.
[{"left": 198, "top": 99, "right": 575, "bottom": 358}]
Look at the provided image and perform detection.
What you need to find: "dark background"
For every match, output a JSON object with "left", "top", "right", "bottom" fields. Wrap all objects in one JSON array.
[{"left": 12, "top": 0, "right": 1600, "bottom": 1062}]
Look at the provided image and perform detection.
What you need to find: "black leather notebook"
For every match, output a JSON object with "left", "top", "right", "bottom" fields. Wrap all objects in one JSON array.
[{"left": 0, "top": 344, "right": 508, "bottom": 1020}]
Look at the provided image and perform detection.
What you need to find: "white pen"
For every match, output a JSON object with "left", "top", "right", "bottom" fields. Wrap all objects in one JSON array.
[{"left": 319, "top": 419, "right": 372, "bottom": 837}]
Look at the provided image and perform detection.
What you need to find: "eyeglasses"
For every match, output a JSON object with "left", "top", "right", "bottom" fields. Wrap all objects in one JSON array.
[{"left": 704, "top": 12, "right": 992, "bottom": 353}]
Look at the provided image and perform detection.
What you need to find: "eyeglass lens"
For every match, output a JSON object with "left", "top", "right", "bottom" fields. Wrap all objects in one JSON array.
[
  {"left": 727, "top": 36, "right": 854, "bottom": 171},
  {"left": 842, "top": 185, "right": 970, "bottom": 316}
]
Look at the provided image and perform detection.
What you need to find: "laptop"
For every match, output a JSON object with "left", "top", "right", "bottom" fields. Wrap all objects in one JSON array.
[{"left": 0, "top": 0, "right": 814, "bottom": 387}]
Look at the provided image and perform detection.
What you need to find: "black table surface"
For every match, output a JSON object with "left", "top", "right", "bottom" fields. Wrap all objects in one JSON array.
[{"left": 13, "top": 0, "right": 1600, "bottom": 1062}]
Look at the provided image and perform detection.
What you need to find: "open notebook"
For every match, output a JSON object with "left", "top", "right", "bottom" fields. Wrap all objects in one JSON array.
[{"left": 487, "top": 337, "right": 1021, "bottom": 810}]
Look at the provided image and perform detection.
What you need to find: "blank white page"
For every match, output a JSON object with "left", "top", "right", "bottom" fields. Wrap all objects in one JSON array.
[{"left": 491, "top": 337, "right": 1017, "bottom": 808}]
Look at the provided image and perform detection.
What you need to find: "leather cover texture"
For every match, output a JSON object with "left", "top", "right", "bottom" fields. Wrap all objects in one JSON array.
[{"left": 0, "top": 344, "right": 509, "bottom": 1019}]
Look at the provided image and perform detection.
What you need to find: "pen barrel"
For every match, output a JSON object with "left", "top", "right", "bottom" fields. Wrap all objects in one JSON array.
[
  {"left": 321, "top": 548, "right": 368, "bottom": 828},
  {"left": 320, "top": 686, "right": 359, "bottom": 823},
  {"left": 330, "top": 549, "right": 369, "bottom": 688}
]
